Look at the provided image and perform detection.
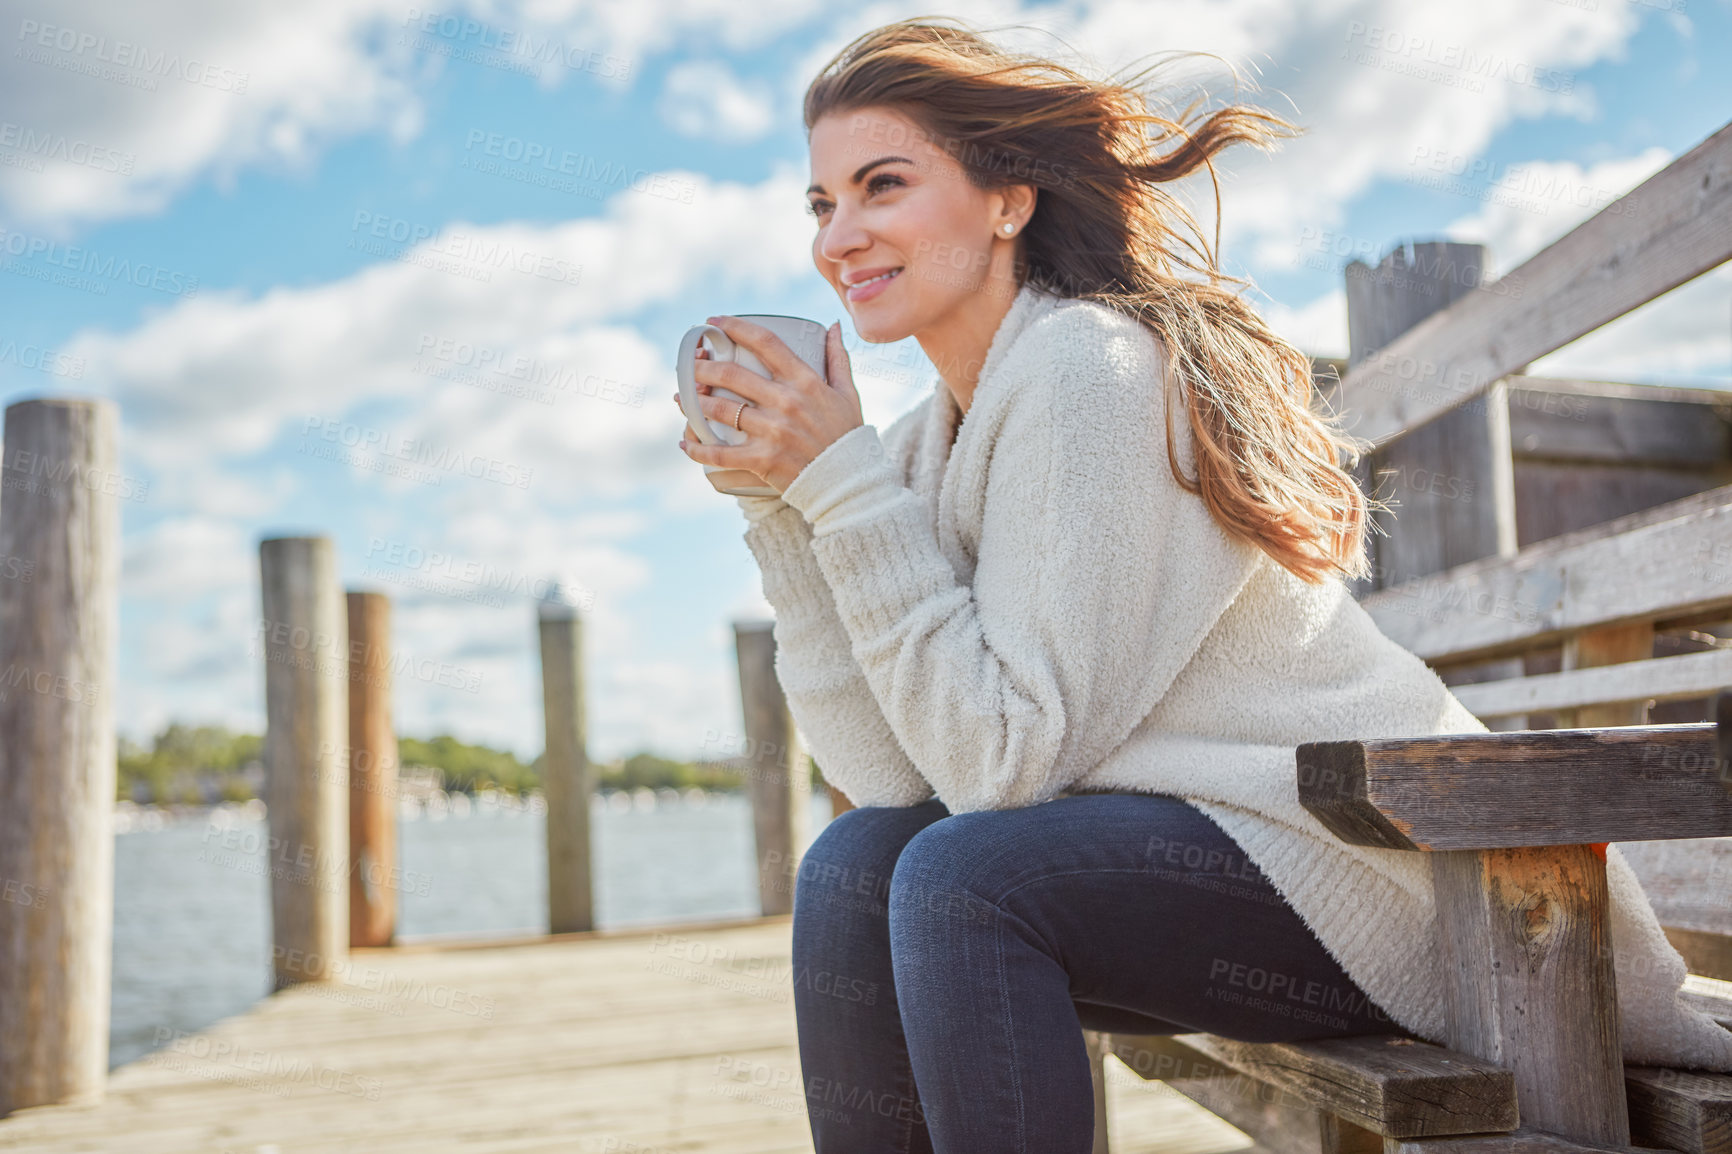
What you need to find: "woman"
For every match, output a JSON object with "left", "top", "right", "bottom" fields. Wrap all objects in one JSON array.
[{"left": 674, "top": 17, "right": 1732, "bottom": 1153}]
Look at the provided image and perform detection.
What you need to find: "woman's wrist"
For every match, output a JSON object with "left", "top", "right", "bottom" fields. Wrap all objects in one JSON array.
[{"left": 735, "top": 493, "right": 789, "bottom": 525}]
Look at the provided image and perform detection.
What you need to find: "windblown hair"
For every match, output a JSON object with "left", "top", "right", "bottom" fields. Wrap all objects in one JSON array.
[{"left": 804, "top": 18, "right": 1372, "bottom": 583}]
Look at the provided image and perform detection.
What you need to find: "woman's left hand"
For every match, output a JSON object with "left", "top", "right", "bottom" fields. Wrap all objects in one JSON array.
[{"left": 679, "top": 315, "right": 864, "bottom": 495}]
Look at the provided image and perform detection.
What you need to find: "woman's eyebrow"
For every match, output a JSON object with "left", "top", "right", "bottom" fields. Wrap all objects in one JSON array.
[{"left": 806, "top": 155, "right": 915, "bottom": 196}]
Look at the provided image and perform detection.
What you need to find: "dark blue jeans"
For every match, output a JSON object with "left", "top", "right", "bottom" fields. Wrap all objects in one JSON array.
[{"left": 789, "top": 792, "right": 1402, "bottom": 1153}]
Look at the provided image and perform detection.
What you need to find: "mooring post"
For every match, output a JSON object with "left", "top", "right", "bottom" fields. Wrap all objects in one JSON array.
[
  {"left": 346, "top": 590, "right": 397, "bottom": 947},
  {"left": 539, "top": 583, "right": 593, "bottom": 934},
  {"left": 0, "top": 398, "right": 120, "bottom": 1117},
  {"left": 259, "top": 536, "right": 348, "bottom": 987},
  {"left": 733, "top": 619, "right": 808, "bottom": 916}
]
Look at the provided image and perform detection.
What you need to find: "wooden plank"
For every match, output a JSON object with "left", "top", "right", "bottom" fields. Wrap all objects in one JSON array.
[
  {"left": 1336, "top": 120, "right": 1732, "bottom": 448},
  {"left": 1430, "top": 846, "right": 1629, "bottom": 1145},
  {"left": 1668, "top": 929, "right": 1732, "bottom": 982},
  {"left": 1363, "top": 486, "right": 1732, "bottom": 665},
  {"left": 1166, "top": 1033, "right": 1518, "bottom": 1138},
  {"left": 1561, "top": 623, "right": 1656, "bottom": 728},
  {"left": 1104, "top": 1032, "right": 1355, "bottom": 1154},
  {"left": 1298, "top": 725, "right": 1732, "bottom": 851},
  {"left": 1449, "top": 648, "right": 1732, "bottom": 720},
  {"left": 1625, "top": 1066, "right": 1732, "bottom": 1154},
  {"left": 1508, "top": 378, "right": 1732, "bottom": 467},
  {"left": 1513, "top": 461, "right": 1730, "bottom": 550},
  {"left": 1385, "top": 1127, "right": 1682, "bottom": 1153}
]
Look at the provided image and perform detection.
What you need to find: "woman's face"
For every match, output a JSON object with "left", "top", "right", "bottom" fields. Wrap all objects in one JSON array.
[{"left": 806, "top": 105, "right": 1028, "bottom": 343}]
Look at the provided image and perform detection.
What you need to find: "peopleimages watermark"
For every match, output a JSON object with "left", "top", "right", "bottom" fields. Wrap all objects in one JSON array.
[
  {"left": 0, "top": 119, "right": 134, "bottom": 174},
  {"left": 1341, "top": 22, "right": 1575, "bottom": 94},
  {"left": 411, "top": 333, "right": 645, "bottom": 409},
  {"left": 1, "top": 444, "right": 149, "bottom": 503},
  {"left": 15, "top": 19, "right": 250, "bottom": 94},
  {"left": 1405, "top": 146, "right": 1643, "bottom": 219},
  {"left": 250, "top": 615, "right": 485, "bottom": 696},
  {"left": 0, "top": 339, "right": 84, "bottom": 379},
  {"left": 400, "top": 9, "right": 631, "bottom": 81},
  {"left": 145, "top": 1027, "right": 381, "bottom": 1101},
  {"left": 361, "top": 536, "right": 598, "bottom": 610},
  {"left": 348, "top": 211, "right": 583, "bottom": 286},
  {"left": 460, "top": 129, "right": 697, "bottom": 205},
  {"left": 298, "top": 416, "right": 534, "bottom": 490},
  {"left": 0, "top": 226, "right": 199, "bottom": 298}
]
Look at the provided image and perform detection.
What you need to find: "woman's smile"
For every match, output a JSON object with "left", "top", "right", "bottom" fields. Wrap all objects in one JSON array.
[{"left": 844, "top": 266, "right": 903, "bottom": 302}]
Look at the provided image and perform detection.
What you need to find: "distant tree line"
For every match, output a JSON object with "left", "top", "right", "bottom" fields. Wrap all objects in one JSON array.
[{"left": 117, "top": 723, "right": 821, "bottom": 804}]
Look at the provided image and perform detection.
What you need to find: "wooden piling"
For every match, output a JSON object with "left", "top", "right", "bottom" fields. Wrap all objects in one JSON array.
[
  {"left": 1345, "top": 241, "right": 1518, "bottom": 591},
  {"left": 0, "top": 398, "right": 120, "bottom": 1116},
  {"left": 259, "top": 536, "right": 348, "bottom": 987},
  {"left": 538, "top": 586, "right": 593, "bottom": 934},
  {"left": 346, "top": 591, "right": 397, "bottom": 947},
  {"left": 733, "top": 620, "right": 808, "bottom": 917}
]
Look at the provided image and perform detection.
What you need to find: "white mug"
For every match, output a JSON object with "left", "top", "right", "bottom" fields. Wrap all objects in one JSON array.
[{"left": 676, "top": 313, "right": 828, "bottom": 497}]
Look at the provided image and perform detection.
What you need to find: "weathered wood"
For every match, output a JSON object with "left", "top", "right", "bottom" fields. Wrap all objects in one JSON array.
[
  {"left": 1364, "top": 485, "right": 1732, "bottom": 665},
  {"left": 1449, "top": 648, "right": 1732, "bottom": 721},
  {"left": 345, "top": 591, "right": 397, "bottom": 948},
  {"left": 538, "top": 586, "right": 593, "bottom": 935},
  {"left": 1430, "top": 846, "right": 1629, "bottom": 1145},
  {"left": 1298, "top": 726, "right": 1732, "bottom": 851},
  {"left": 259, "top": 537, "right": 348, "bottom": 988},
  {"left": 1384, "top": 1128, "right": 1677, "bottom": 1153},
  {"left": 1558, "top": 623, "right": 1655, "bottom": 728},
  {"left": 1336, "top": 119, "right": 1732, "bottom": 447},
  {"left": 1103, "top": 1032, "right": 1343, "bottom": 1154},
  {"left": 1667, "top": 929, "right": 1732, "bottom": 982},
  {"left": 1166, "top": 1033, "right": 1518, "bottom": 1138},
  {"left": 1347, "top": 242, "right": 1517, "bottom": 591},
  {"left": 1507, "top": 378, "right": 1732, "bottom": 468},
  {"left": 1513, "top": 462, "right": 1732, "bottom": 550},
  {"left": 1625, "top": 1065, "right": 1732, "bottom": 1154},
  {"left": 0, "top": 399, "right": 119, "bottom": 1116},
  {"left": 1322, "top": 1113, "right": 1385, "bottom": 1154},
  {"left": 734, "top": 620, "right": 808, "bottom": 917}
]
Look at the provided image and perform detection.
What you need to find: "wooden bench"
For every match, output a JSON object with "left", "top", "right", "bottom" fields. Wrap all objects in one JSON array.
[{"left": 1077, "top": 116, "right": 1732, "bottom": 1153}]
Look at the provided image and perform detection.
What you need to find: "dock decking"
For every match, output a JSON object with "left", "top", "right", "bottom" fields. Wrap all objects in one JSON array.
[{"left": 0, "top": 914, "right": 1253, "bottom": 1153}]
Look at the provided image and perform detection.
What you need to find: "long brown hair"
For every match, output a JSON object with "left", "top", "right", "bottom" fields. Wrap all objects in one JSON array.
[{"left": 804, "top": 18, "right": 1371, "bottom": 583}]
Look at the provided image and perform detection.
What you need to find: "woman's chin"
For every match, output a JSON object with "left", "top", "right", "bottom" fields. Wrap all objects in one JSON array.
[{"left": 848, "top": 310, "right": 912, "bottom": 345}]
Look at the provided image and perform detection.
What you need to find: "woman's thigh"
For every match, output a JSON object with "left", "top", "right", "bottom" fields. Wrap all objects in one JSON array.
[{"left": 887, "top": 792, "right": 1402, "bottom": 1042}]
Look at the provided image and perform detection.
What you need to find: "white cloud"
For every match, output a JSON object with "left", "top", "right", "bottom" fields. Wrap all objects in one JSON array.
[
  {"left": 0, "top": 0, "right": 829, "bottom": 232},
  {"left": 659, "top": 59, "right": 778, "bottom": 142}
]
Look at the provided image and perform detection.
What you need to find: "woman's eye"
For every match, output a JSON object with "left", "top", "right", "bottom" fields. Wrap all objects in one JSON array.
[{"left": 804, "top": 174, "right": 904, "bottom": 219}]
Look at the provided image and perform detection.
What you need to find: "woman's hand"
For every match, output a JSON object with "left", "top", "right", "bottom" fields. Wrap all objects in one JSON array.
[{"left": 675, "top": 316, "right": 864, "bottom": 495}]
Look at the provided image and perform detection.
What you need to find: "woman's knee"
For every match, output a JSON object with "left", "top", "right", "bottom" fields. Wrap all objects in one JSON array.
[
  {"left": 886, "top": 812, "right": 1010, "bottom": 932},
  {"left": 796, "top": 800, "right": 946, "bottom": 915}
]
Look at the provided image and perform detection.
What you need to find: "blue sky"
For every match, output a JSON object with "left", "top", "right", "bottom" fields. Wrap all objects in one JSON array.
[{"left": 1, "top": 0, "right": 1727, "bottom": 763}]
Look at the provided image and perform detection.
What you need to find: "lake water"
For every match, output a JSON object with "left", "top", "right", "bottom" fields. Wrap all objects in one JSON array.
[{"left": 109, "top": 789, "right": 834, "bottom": 1069}]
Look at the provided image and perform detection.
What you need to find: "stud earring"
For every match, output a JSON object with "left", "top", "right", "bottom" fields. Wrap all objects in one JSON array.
[{"left": 1001, "top": 222, "right": 1015, "bottom": 235}]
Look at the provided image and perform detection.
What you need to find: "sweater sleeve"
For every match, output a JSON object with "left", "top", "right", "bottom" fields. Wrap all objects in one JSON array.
[
  {"left": 739, "top": 496, "right": 937, "bottom": 809},
  {"left": 778, "top": 318, "right": 1263, "bottom": 814}
]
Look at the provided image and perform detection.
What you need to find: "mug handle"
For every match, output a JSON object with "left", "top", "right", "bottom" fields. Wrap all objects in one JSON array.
[{"left": 676, "top": 324, "right": 747, "bottom": 446}]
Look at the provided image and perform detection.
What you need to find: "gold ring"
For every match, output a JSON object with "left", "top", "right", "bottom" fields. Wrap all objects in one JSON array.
[{"left": 733, "top": 400, "right": 746, "bottom": 430}]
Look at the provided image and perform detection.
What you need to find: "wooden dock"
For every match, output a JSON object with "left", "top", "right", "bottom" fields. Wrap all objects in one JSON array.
[{"left": 0, "top": 913, "right": 1253, "bottom": 1153}]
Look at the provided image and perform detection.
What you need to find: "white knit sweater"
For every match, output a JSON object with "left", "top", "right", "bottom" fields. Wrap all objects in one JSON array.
[{"left": 737, "top": 280, "right": 1732, "bottom": 1071}]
